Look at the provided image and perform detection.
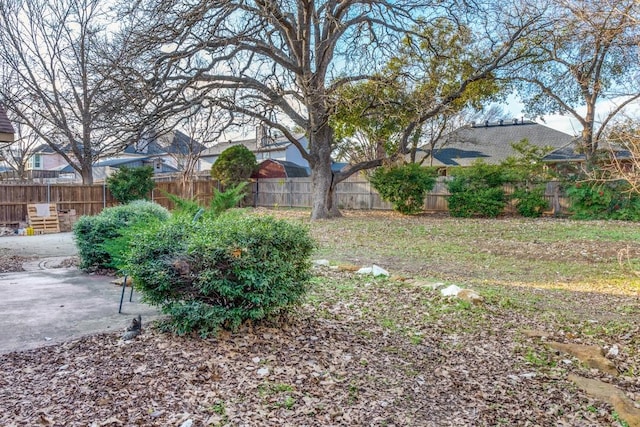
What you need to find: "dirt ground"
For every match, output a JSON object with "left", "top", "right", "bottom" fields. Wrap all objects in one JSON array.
[{"left": 0, "top": 214, "right": 638, "bottom": 426}]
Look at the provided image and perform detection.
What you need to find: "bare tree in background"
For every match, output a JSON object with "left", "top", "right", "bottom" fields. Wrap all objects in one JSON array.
[
  {"left": 0, "top": 114, "right": 42, "bottom": 181},
  {"left": 0, "top": 0, "right": 144, "bottom": 184},
  {"left": 593, "top": 119, "right": 640, "bottom": 194},
  {"left": 166, "top": 105, "right": 231, "bottom": 197},
  {"left": 515, "top": 0, "right": 640, "bottom": 163}
]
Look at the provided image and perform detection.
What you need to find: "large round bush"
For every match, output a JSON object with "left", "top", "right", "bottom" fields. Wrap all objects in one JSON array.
[
  {"left": 126, "top": 212, "right": 315, "bottom": 336},
  {"left": 73, "top": 200, "right": 170, "bottom": 270}
]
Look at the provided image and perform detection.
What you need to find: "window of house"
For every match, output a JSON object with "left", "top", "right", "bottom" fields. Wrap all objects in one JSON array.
[{"left": 28, "top": 154, "right": 42, "bottom": 170}]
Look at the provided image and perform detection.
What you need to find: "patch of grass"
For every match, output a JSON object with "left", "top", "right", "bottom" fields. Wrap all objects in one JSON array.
[{"left": 612, "top": 411, "right": 630, "bottom": 427}]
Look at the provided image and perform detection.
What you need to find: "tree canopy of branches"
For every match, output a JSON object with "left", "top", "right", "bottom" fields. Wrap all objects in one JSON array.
[
  {"left": 0, "top": 109, "right": 40, "bottom": 181},
  {"left": 515, "top": 0, "right": 640, "bottom": 162},
  {"left": 0, "top": 0, "right": 144, "bottom": 184},
  {"left": 330, "top": 18, "right": 507, "bottom": 165},
  {"left": 120, "top": 0, "right": 544, "bottom": 219}
]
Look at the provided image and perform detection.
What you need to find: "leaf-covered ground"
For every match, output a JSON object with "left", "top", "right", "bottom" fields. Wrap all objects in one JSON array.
[{"left": 1, "top": 211, "right": 639, "bottom": 426}]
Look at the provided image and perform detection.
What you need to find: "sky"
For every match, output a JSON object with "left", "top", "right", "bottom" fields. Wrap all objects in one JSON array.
[{"left": 501, "top": 94, "right": 640, "bottom": 137}]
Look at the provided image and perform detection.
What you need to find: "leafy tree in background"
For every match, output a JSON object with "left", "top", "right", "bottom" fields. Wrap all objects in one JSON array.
[
  {"left": 119, "top": 0, "right": 543, "bottom": 219},
  {"left": 107, "top": 166, "right": 155, "bottom": 204},
  {"left": 330, "top": 18, "right": 505, "bottom": 166},
  {"left": 210, "top": 145, "right": 257, "bottom": 187}
]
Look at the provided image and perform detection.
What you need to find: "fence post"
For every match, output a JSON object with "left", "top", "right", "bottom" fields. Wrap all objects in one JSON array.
[{"left": 103, "top": 183, "right": 106, "bottom": 208}]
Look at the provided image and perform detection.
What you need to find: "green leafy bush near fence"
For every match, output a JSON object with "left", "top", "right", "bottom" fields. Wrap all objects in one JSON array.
[
  {"left": 126, "top": 212, "right": 315, "bottom": 337},
  {"left": 73, "top": 200, "right": 170, "bottom": 271},
  {"left": 513, "top": 186, "right": 549, "bottom": 218},
  {"left": 447, "top": 162, "right": 508, "bottom": 218},
  {"left": 567, "top": 181, "right": 640, "bottom": 221},
  {"left": 369, "top": 163, "right": 438, "bottom": 215},
  {"left": 107, "top": 166, "right": 155, "bottom": 204}
]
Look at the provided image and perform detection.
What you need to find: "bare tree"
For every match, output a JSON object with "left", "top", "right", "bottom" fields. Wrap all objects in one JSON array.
[
  {"left": 0, "top": 0, "right": 140, "bottom": 184},
  {"left": 0, "top": 114, "right": 42, "bottom": 181},
  {"left": 515, "top": 0, "right": 640, "bottom": 163},
  {"left": 591, "top": 118, "right": 640, "bottom": 194},
  {"left": 122, "top": 0, "right": 544, "bottom": 218},
  {"left": 165, "top": 105, "right": 231, "bottom": 197}
]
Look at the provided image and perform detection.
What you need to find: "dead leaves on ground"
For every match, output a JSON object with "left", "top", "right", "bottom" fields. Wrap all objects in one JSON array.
[{"left": 1, "top": 268, "right": 639, "bottom": 426}]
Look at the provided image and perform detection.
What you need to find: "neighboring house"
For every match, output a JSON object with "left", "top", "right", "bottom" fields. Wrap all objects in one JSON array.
[
  {"left": 252, "top": 159, "right": 310, "bottom": 179},
  {"left": 19, "top": 129, "right": 201, "bottom": 182},
  {"left": 60, "top": 156, "right": 179, "bottom": 181},
  {"left": 124, "top": 129, "right": 207, "bottom": 171},
  {"left": 0, "top": 105, "right": 14, "bottom": 143},
  {"left": 21, "top": 144, "right": 72, "bottom": 181},
  {"left": 200, "top": 132, "right": 309, "bottom": 171},
  {"left": 414, "top": 119, "right": 576, "bottom": 171}
]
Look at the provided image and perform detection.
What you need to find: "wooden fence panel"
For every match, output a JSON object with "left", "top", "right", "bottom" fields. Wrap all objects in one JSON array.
[
  {"left": 0, "top": 184, "right": 116, "bottom": 225},
  {"left": 1, "top": 176, "right": 571, "bottom": 225}
]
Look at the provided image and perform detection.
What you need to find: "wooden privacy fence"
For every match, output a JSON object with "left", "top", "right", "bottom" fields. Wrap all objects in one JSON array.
[
  {"left": 254, "top": 176, "right": 569, "bottom": 213},
  {"left": 0, "top": 176, "right": 569, "bottom": 225},
  {"left": 0, "top": 181, "right": 219, "bottom": 225}
]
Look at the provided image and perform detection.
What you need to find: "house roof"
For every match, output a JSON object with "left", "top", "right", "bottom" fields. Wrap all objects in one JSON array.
[
  {"left": 201, "top": 133, "right": 306, "bottom": 158},
  {"left": 59, "top": 156, "right": 179, "bottom": 173},
  {"left": 0, "top": 105, "right": 15, "bottom": 140},
  {"left": 124, "top": 129, "right": 206, "bottom": 156},
  {"left": 542, "top": 141, "right": 633, "bottom": 163},
  {"left": 416, "top": 120, "right": 576, "bottom": 167},
  {"left": 277, "top": 160, "right": 310, "bottom": 177}
]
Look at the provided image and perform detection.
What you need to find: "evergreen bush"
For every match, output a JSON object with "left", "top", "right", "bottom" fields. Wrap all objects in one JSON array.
[
  {"left": 513, "top": 187, "right": 549, "bottom": 218},
  {"left": 106, "top": 166, "right": 155, "bottom": 204},
  {"left": 210, "top": 145, "right": 257, "bottom": 186},
  {"left": 369, "top": 163, "right": 437, "bottom": 215},
  {"left": 447, "top": 162, "right": 507, "bottom": 218},
  {"left": 73, "top": 200, "right": 170, "bottom": 271},
  {"left": 567, "top": 181, "right": 640, "bottom": 221},
  {"left": 126, "top": 212, "right": 315, "bottom": 337}
]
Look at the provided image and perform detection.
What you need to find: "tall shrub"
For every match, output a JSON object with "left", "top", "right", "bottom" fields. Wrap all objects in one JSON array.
[
  {"left": 210, "top": 145, "right": 257, "bottom": 186},
  {"left": 126, "top": 213, "right": 315, "bottom": 336},
  {"left": 106, "top": 166, "right": 155, "bottom": 204},
  {"left": 369, "top": 163, "right": 438, "bottom": 215},
  {"left": 447, "top": 162, "right": 508, "bottom": 218}
]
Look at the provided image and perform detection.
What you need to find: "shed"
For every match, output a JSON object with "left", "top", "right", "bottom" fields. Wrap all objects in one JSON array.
[{"left": 252, "top": 159, "right": 310, "bottom": 179}]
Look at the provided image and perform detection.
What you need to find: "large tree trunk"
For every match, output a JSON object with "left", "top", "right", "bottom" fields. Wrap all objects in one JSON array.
[
  {"left": 309, "top": 124, "right": 341, "bottom": 219},
  {"left": 80, "top": 163, "right": 93, "bottom": 185}
]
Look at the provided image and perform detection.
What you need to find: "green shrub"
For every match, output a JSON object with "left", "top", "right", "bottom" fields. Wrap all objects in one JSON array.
[
  {"left": 107, "top": 166, "right": 155, "bottom": 204},
  {"left": 513, "top": 187, "right": 549, "bottom": 218},
  {"left": 447, "top": 162, "right": 508, "bottom": 218},
  {"left": 567, "top": 181, "right": 640, "bottom": 221},
  {"left": 126, "top": 212, "right": 315, "bottom": 337},
  {"left": 73, "top": 200, "right": 170, "bottom": 271},
  {"left": 210, "top": 145, "right": 257, "bottom": 186},
  {"left": 369, "top": 163, "right": 437, "bottom": 215}
]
